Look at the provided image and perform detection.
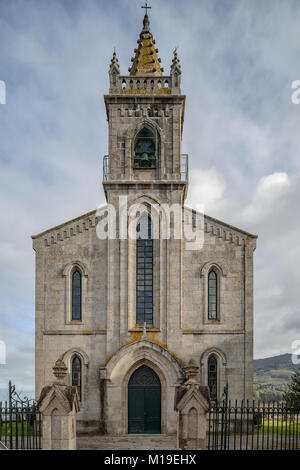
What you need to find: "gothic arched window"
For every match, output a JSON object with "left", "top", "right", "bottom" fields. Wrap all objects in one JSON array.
[
  {"left": 208, "top": 269, "right": 218, "bottom": 320},
  {"left": 133, "top": 125, "right": 158, "bottom": 169},
  {"left": 72, "top": 270, "right": 82, "bottom": 321},
  {"left": 72, "top": 355, "right": 82, "bottom": 401},
  {"left": 208, "top": 355, "right": 218, "bottom": 401},
  {"left": 136, "top": 214, "right": 153, "bottom": 325}
]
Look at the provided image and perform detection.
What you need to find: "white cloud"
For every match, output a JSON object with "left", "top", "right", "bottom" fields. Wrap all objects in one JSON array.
[
  {"left": 243, "top": 172, "right": 290, "bottom": 224},
  {"left": 186, "top": 167, "right": 226, "bottom": 212}
]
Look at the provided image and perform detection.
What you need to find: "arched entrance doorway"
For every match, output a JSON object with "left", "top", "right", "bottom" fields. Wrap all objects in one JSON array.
[{"left": 128, "top": 365, "right": 161, "bottom": 434}]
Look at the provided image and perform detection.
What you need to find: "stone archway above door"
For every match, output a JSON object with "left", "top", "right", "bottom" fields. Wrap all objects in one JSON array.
[
  {"left": 100, "top": 339, "right": 185, "bottom": 436},
  {"left": 103, "top": 339, "right": 185, "bottom": 385}
]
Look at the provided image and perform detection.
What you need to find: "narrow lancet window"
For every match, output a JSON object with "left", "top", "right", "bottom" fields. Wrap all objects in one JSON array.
[
  {"left": 136, "top": 215, "right": 153, "bottom": 325},
  {"left": 72, "top": 356, "right": 82, "bottom": 401},
  {"left": 208, "top": 269, "right": 217, "bottom": 320},
  {"left": 72, "top": 270, "right": 82, "bottom": 321},
  {"left": 208, "top": 355, "right": 217, "bottom": 401}
]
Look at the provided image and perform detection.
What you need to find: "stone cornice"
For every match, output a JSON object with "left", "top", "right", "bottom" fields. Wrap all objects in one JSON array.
[
  {"left": 31, "top": 203, "right": 256, "bottom": 251},
  {"left": 43, "top": 330, "right": 106, "bottom": 335},
  {"left": 104, "top": 94, "right": 185, "bottom": 104},
  {"left": 182, "top": 329, "right": 245, "bottom": 335}
]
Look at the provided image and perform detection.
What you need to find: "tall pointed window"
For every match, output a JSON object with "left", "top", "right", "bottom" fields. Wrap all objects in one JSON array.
[
  {"left": 72, "top": 270, "right": 82, "bottom": 321},
  {"left": 133, "top": 125, "right": 158, "bottom": 169},
  {"left": 136, "top": 214, "right": 153, "bottom": 324},
  {"left": 208, "top": 269, "right": 218, "bottom": 320},
  {"left": 208, "top": 355, "right": 217, "bottom": 401},
  {"left": 72, "top": 356, "right": 82, "bottom": 401}
]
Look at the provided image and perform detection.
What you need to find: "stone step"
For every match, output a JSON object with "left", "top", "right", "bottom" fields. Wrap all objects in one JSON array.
[{"left": 77, "top": 434, "right": 177, "bottom": 450}]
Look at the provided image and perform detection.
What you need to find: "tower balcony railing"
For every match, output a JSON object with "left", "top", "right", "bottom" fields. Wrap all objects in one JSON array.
[
  {"left": 102, "top": 154, "right": 189, "bottom": 184},
  {"left": 103, "top": 154, "right": 109, "bottom": 181},
  {"left": 181, "top": 154, "right": 189, "bottom": 184},
  {"left": 111, "top": 76, "right": 178, "bottom": 95}
]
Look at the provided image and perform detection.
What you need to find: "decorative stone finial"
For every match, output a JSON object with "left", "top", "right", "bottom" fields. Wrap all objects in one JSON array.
[
  {"left": 184, "top": 359, "right": 199, "bottom": 382},
  {"left": 171, "top": 47, "right": 181, "bottom": 74},
  {"left": 170, "top": 47, "right": 181, "bottom": 90},
  {"left": 142, "top": 14, "right": 150, "bottom": 34},
  {"left": 109, "top": 49, "right": 120, "bottom": 74},
  {"left": 53, "top": 359, "right": 68, "bottom": 382}
]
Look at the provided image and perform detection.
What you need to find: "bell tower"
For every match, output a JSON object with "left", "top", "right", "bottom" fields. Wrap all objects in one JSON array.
[
  {"left": 102, "top": 10, "right": 188, "bottom": 358},
  {"left": 103, "top": 11, "right": 187, "bottom": 196}
]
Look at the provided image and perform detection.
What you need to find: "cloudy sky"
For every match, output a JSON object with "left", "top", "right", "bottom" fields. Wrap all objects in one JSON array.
[{"left": 0, "top": 0, "right": 300, "bottom": 391}]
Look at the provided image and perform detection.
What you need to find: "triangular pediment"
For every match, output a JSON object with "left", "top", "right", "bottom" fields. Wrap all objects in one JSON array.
[
  {"left": 38, "top": 384, "right": 80, "bottom": 414},
  {"left": 176, "top": 384, "right": 210, "bottom": 413}
]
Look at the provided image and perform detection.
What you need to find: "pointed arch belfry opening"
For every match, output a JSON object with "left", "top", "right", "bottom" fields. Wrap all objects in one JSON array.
[
  {"left": 121, "top": 117, "right": 166, "bottom": 180},
  {"left": 128, "top": 365, "right": 161, "bottom": 434},
  {"left": 132, "top": 123, "right": 159, "bottom": 169}
]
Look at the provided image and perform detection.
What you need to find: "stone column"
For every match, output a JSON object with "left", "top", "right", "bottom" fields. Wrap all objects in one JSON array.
[
  {"left": 37, "top": 359, "right": 80, "bottom": 450},
  {"left": 175, "top": 360, "right": 210, "bottom": 450}
]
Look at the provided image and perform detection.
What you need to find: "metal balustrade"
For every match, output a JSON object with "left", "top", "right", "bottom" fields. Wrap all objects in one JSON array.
[{"left": 102, "top": 154, "right": 189, "bottom": 184}]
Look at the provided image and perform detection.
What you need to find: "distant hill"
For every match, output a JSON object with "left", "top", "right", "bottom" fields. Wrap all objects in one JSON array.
[
  {"left": 254, "top": 353, "right": 298, "bottom": 373},
  {"left": 253, "top": 353, "right": 299, "bottom": 401}
]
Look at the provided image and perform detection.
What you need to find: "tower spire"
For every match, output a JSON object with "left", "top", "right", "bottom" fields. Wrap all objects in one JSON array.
[{"left": 128, "top": 4, "right": 163, "bottom": 76}]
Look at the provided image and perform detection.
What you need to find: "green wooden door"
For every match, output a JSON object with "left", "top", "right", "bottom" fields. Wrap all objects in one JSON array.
[{"left": 128, "top": 365, "right": 161, "bottom": 434}]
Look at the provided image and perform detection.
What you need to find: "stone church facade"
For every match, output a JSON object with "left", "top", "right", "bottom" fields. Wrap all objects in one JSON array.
[{"left": 33, "top": 14, "right": 257, "bottom": 435}]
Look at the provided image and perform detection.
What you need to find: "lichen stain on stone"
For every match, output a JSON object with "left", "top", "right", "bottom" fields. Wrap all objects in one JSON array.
[{"left": 120, "top": 333, "right": 184, "bottom": 366}]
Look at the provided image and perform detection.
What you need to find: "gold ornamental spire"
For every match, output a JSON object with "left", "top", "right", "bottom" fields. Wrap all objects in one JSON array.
[{"left": 128, "top": 5, "right": 163, "bottom": 77}]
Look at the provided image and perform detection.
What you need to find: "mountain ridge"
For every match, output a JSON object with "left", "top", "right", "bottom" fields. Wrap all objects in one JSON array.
[{"left": 254, "top": 353, "right": 298, "bottom": 372}]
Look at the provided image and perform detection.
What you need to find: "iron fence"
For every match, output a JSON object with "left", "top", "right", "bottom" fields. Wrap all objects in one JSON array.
[
  {"left": 0, "top": 381, "right": 42, "bottom": 450},
  {"left": 207, "top": 400, "right": 300, "bottom": 450},
  {"left": 0, "top": 403, "right": 42, "bottom": 450}
]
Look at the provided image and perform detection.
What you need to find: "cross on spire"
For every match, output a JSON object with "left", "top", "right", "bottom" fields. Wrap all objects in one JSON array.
[{"left": 141, "top": 1, "right": 151, "bottom": 15}]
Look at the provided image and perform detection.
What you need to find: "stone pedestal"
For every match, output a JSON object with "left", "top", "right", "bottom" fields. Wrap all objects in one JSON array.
[
  {"left": 175, "top": 360, "right": 210, "bottom": 450},
  {"left": 37, "top": 360, "right": 80, "bottom": 450}
]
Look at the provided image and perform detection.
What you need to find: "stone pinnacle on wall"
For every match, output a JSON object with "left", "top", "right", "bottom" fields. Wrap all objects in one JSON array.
[
  {"left": 171, "top": 48, "right": 181, "bottom": 74},
  {"left": 109, "top": 49, "right": 120, "bottom": 74}
]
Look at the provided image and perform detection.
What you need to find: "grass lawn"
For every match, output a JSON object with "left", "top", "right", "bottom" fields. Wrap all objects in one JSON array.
[
  {"left": 0, "top": 421, "right": 37, "bottom": 437},
  {"left": 256, "top": 419, "right": 300, "bottom": 436}
]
